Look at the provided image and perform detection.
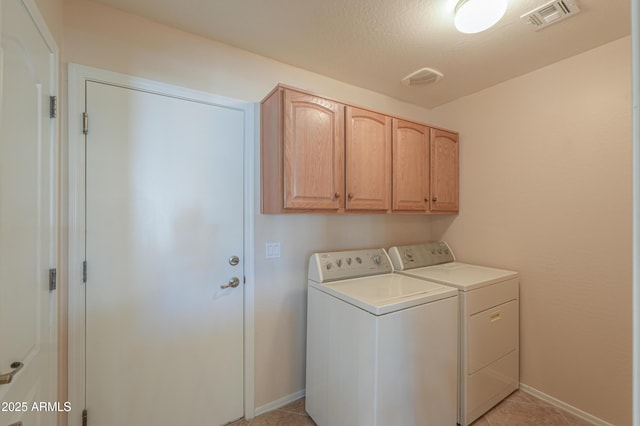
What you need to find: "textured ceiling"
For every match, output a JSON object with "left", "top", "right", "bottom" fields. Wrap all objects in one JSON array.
[{"left": 92, "top": 0, "right": 631, "bottom": 108}]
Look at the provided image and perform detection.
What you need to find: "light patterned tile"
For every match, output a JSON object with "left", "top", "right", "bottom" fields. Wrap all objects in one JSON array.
[
  {"left": 231, "top": 394, "right": 591, "bottom": 426},
  {"left": 505, "top": 389, "right": 549, "bottom": 405},
  {"left": 470, "top": 415, "right": 491, "bottom": 425},
  {"left": 558, "top": 409, "right": 595, "bottom": 426},
  {"left": 502, "top": 390, "right": 594, "bottom": 426},
  {"left": 485, "top": 398, "right": 573, "bottom": 426},
  {"left": 279, "top": 397, "right": 309, "bottom": 416},
  {"left": 230, "top": 410, "right": 315, "bottom": 426}
]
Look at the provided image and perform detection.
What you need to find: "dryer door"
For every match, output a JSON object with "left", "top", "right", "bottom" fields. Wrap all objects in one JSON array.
[{"left": 467, "top": 299, "right": 518, "bottom": 374}]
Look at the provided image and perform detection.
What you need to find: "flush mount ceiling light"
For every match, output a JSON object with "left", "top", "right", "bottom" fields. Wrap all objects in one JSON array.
[{"left": 454, "top": 0, "right": 508, "bottom": 34}]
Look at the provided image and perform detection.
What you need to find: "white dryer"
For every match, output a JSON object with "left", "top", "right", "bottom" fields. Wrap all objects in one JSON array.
[
  {"left": 306, "top": 248, "right": 459, "bottom": 426},
  {"left": 389, "top": 242, "right": 519, "bottom": 426}
]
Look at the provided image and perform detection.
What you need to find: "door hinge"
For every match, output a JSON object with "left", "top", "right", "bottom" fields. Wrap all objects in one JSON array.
[
  {"left": 82, "top": 112, "right": 89, "bottom": 135},
  {"left": 82, "top": 261, "right": 87, "bottom": 283},
  {"left": 49, "top": 268, "right": 57, "bottom": 291},
  {"left": 82, "top": 409, "right": 88, "bottom": 426},
  {"left": 49, "top": 96, "right": 57, "bottom": 119}
]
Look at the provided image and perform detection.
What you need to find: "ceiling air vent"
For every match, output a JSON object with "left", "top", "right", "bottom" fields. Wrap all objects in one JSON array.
[
  {"left": 521, "top": 0, "right": 580, "bottom": 31},
  {"left": 401, "top": 68, "right": 443, "bottom": 87}
]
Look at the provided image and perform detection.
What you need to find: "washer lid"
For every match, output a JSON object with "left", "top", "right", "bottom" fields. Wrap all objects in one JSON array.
[
  {"left": 309, "top": 273, "right": 457, "bottom": 315},
  {"left": 399, "top": 262, "right": 519, "bottom": 291}
]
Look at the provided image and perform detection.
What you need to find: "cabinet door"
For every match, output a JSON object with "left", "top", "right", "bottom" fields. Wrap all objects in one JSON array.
[
  {"left": 430, "top": 128, "right": 459, "bottom": 213},
  {"left": 283, "top": 90, "right": 345, "bottom": 210},
  {"left": 392, "top": 119, "right": 429, "bottom": 211},
  {"left": 345, "top": 107, "right": 391, "bottom": 211}
]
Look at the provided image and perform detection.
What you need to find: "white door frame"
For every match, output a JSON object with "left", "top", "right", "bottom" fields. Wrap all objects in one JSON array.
[{"left": 67, "top": 64, "right": 256, "bottom": 426}]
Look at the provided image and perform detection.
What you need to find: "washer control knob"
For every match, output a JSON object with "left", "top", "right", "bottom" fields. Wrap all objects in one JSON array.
[
  {"left": 336, "top": 259, "right": 342, "bottom": 267},
  {"left": 325, "top": 263, "right": 332, "bottom": 270},
  {"left": 355, "top": 257, "right": 362, "bottom": 264},
  {"left": 372, "top": 255, "right": 382, "bottom": 265},
  {"left": 346, "top": 258, "right": 352, "bottom": 265}
]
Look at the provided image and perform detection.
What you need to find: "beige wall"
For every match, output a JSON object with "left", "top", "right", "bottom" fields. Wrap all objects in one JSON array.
[
  {"left": 62, "top": 0, "right": 429, "bottom": 120},
  {"left": 62, "top": 0, "right": 436, "bottom": 410},
  {"left": 35, "top": 0, "right": 63, "bottom": 46},
  {"left": 430, "top": 37, "right": 633, "bottom": 425}
]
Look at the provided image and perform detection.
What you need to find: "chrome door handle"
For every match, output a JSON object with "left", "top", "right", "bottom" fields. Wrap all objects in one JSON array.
[
  {"left": 220, "top": 277, "right": 240, "bottom": 289},
  {"left": 0, "top": 362, "right": 23, "bottom": 385}
]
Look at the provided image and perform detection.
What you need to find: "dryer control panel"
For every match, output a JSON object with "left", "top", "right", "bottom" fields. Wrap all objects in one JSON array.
[
  {"left": 308, "top": 248, "right": 393, "bottom": 283},
  {"left": 389, "top": 242, "right": 455, "bottom": 271}
]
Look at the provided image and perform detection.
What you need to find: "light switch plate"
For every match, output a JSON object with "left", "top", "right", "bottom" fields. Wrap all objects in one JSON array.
[{"left": 266, "top": 242, "right": 281, "bottom": 259}]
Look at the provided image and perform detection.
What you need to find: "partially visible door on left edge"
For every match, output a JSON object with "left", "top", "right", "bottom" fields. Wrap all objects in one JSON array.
[{"left": 0, "top": 1, "right": 57, "bottom": 425}]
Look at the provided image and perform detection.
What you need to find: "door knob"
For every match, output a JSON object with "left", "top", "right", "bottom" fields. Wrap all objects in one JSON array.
[
  {"left": 0, "top": 362, "right": 23, "bottom": 385},
  {"left": 220, "top": 277, "right": 240, "bottom": 289},
  {"left": 229, "top": 256, "right": 240, "bottom": 266}
]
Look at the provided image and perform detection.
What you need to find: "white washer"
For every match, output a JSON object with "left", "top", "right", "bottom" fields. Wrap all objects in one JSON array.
[
  {"left": 305, "top": 248, "right": 459, "bottom": 426},
  {"left": 389, "top": 242, "right": 519, "bottom": 426}
]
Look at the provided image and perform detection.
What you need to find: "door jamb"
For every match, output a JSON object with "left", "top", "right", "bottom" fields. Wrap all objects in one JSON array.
[{"left": 67, "top": 64, "right": 256, "bottom": 425}]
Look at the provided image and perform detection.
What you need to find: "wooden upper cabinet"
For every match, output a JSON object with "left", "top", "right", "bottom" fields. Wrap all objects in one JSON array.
[
  {"left": 261, "top": 87, "right": 345, "bottom": 213},
  {"left": 392, "top": 119, "right": 430, "bottom": 212},
  {"left": 345, "top": 107, "right": 391, "bottom": 211},
  {"left": 430, "top": 128, "right": 459, "bottom": 213},
  {"left": 261, "top": 84, "right": 459, "bottom": 215},
  {"left": 284, "top": 90, "right": 345, "bottom": 210}
]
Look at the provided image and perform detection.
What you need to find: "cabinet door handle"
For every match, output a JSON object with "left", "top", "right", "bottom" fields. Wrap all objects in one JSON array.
[
  {"left": 334, "top": 192, "right": 340, "bottom": 199},
  {"left": 348, "top": 193, "right": 354, "bottom": 200},
  {"left": 432, "top": 197, "right": 438, "bottom": 202},
  {"left": 0, "top": 362, "right": 23, "bottom": 385}
]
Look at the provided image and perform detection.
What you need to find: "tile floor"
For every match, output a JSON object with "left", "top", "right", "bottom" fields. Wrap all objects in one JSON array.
[{"left": 228, "top": 390, "right": 593, "bottom": 425}]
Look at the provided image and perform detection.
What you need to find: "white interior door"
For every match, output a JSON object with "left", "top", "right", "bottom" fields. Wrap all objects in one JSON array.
[
  {"left": 84, "top": 81, "right": 245, "bottom": 425},
  {"left": 0, "top": 0, "right": 57, "bottom": 425}
]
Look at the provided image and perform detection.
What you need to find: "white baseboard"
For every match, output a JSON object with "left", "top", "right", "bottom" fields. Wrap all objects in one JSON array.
[
  {"left": 519, "top": 383, "right": 613, "bottom": 426},
  {"left": 254, "top": 389, "right": 306, "bottom": 417}
]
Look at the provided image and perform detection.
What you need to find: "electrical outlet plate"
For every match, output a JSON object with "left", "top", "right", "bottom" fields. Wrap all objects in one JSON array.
[{"left": 266, "top": 242, "right": 281, "bottom": 259}]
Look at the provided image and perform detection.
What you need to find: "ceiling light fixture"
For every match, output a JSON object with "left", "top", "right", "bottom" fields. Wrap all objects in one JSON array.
[{"left": 454, "top": 0, "right": 508, "bottom": 34}]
